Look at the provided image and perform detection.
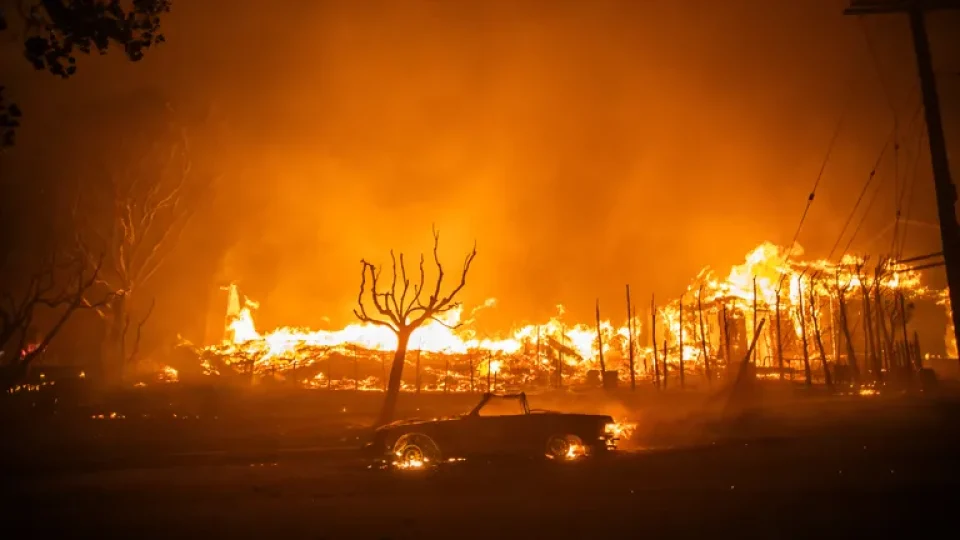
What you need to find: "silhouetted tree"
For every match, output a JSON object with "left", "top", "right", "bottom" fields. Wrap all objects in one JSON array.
[
  {"left": 0, "top": 250, "right": 106, "bottom": 386},
  {"left": 1, "top": 0, "right": 172, "bottom": 147},
  {"left": 72, "top": 117, "right": 196, "bottom": 382},
  {"left": 354, "top": 228, "right": 477, "bottom": 426}
]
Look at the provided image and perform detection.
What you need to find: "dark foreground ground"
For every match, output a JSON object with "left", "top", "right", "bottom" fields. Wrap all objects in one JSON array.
[{"left": 4, "top": 391, "right": 960, "bottom": 539}]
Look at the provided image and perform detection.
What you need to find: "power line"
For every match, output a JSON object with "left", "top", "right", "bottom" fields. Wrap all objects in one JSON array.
[
  {"left": 827, "top": 139, "right": 889, "bottom": 260},
  {"left": 784, "top": 88, "right": 853, "bottom": 266},
  {"left": 891, "top": 125, "right": 925, "bottom": 255},
  {"left": 859, "top": 15, "right": 919, "bottom": 259},
  {"left": 827, "top": 95, "right": 922, "bottom": 262},
  {"left": 858, "top": 16, "right": 897, "bottom": 117},
  {"left": 843, "top": 164, "right": 889, "bottom": 257},
  {"left": 890, "top": 102, "right": 926, "bottom": 255},
  {"left": 897, "top": 129, "right": 928, "bottom": 257}
]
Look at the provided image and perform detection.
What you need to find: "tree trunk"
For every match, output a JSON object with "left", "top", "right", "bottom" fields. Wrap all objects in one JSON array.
[
  {"left": 595, "top": 299, "right": 606, "bottom": 381},
  {"left": 837, "top": 290, "right": 860, "bottom": 382},
  {"left": 809, "top": 287, "right": 832, "bottom": 389},
  {"left": 678, "top": 296, "right": 685, "bottom": 389},
  {"left": 775, "top": 287, "right": 784, "bottom": 380},
  {"left": 100, "top": 292, "right": 128, "bottom": 385},
  {"left": 874, "top": 287, "right": 894, "bottom": 374},
  {"left": 652, "top": 297, "right": 660, "bottom": 389},
  {"left": 798, "top": 281, "right": 812, "bottom": 386},
  {"left": 752, "top": 277, "right": 758, "bottom": 365},
  {"left": 898, "top": 293, "right": 912, "bottom": 372},
  {"left": 697, "top": 286, "right": 712, "bottom": 385},
  {"left": 860, "top": 284, "right": 881, "bottom": 381},
  {"left": 377, "top": 329, "right": 411, "bottom": 426}
]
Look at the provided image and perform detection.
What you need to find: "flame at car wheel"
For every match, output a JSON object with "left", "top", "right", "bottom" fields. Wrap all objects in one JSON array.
[
  {"left": 545, "top": 434, "right": 585, "bottom": 461},
  {"left": 391, "top": 433, "right": 441, "bottom": 470}
]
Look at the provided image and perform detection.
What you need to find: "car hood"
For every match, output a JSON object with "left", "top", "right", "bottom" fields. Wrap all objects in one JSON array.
[
  {"left": 530, "top": 411, "right": 615, "bottom": 422},
  {"left": 377, "top": 412, "right": 614, "bottom": 430},
  {"left": 376, "top": 415, "right": 463, "bottom": 431}
]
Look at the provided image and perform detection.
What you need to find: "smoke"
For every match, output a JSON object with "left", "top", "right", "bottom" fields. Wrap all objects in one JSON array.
[{"left": 3, "top": 0, "right": 957, "bottom": 345}]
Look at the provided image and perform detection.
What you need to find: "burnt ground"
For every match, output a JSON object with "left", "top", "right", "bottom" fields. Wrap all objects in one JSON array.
[{"left": 3, "top": 388, "right": 960, "bottom": 539}]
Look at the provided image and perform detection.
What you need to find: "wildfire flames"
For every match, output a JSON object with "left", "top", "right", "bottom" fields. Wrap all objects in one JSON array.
[{"left": 177, "top": 241, "right": 936, "bottom": 390}]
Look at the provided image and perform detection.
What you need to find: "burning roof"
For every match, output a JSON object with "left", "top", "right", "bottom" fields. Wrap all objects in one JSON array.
[{"left": 175, "top": 241, "right": 941, "bottom": 390}]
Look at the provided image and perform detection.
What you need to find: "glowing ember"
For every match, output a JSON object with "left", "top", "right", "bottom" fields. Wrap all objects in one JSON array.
[
  {"left": 566, "top": 443, "right": 585, "bottom": 460},
  {"left": 160, "top": 366, "right": 179, "bottom": 383}
]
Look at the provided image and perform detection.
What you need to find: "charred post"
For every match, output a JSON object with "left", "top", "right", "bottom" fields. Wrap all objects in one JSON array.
[
  {"left": 635, "top": 305, "right": 645, "bottom": 374},
  {"left": 722, "top": 302, "right": 732, "bottom": 376},
  {"left": 678, "top": 294, "right": 685, "bottom": 389},
  {"left": 652, "top": 296, "right": 661, "bottom": 389},
  {"left": 775, "top": 277, "right": 785, "bottom": 380},
  {"left": 752, "top": 276, "right": 759, "bottom": 364},
  {"left": 595, "top": 299, "right": 607, "bottom": 380},
  {"left": 662, "top": 339, "right": 669, "bottom": 390},
  {"left": 697, "top": 285, "right": 712, "bottom": 385},
  {"left": 798, "top": 277, "right": 812, "bottom": 386}
]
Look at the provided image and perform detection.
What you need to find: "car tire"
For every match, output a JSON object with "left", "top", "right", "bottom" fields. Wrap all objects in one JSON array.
[
  {"left": 544, "top": 434, "right": 584, "bottom": 461},
  {"left": 390, "top": 432, "right": 441, "bottom": 470}
]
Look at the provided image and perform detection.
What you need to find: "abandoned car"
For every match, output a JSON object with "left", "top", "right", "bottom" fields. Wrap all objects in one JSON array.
[{"left": 365, "top": 392, "right": 622, "bottom": 469}]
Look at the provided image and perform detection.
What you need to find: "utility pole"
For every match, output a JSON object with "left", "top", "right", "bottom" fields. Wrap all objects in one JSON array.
[{"left": 845, "top": 1, "right": 960, "bottom": 358}]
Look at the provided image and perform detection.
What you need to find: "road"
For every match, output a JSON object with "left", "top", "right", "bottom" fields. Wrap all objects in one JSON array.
[{"left": 6, "top": 425, "right": 958, "bottom": 539}]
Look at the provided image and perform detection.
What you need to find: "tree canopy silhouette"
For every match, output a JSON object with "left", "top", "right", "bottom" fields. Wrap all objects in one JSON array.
[{"left": 1, "top": 0, "right": 172, "bottom": 147}]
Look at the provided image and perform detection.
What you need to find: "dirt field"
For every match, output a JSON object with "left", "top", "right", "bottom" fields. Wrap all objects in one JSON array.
[{"left": 4, "top": 387, "right": 960, "bottom": 538}]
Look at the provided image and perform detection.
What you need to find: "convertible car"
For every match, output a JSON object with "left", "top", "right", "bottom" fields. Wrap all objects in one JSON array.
[{"left": 365, "top": 393, "right": 622, "bottom": 469}]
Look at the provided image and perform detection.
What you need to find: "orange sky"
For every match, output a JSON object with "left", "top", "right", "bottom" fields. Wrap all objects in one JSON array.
[{"left": 2, "top": 0, "right": 959, "bottom": 346}]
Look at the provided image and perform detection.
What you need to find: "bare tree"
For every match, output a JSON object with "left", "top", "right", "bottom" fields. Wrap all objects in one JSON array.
[
  {"left": 354, "top": 227, "right": 477, "bottom": 426},
  {"left": 72, "top": 120, "right": 197, "bottom": 382},
  {"left": 1, "top": 251, "right": 106, "bottom": 386}
]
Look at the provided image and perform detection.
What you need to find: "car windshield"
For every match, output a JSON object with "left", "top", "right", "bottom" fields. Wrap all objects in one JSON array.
[{"left": 475, "top": 396, "right": 526, "bottom": 417}]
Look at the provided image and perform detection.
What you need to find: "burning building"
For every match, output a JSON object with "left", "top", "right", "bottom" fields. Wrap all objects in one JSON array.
[{"left": 175, "top": 241, "right": 948, "bottom": 390}]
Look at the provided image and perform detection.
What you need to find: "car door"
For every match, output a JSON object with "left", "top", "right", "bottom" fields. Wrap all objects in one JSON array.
[
  {"left": 456, "top": 414, "right": 503, "bottom": 454},
  {"left": 465, "top": 396, "right": 530, "bottom": 454},
  {"left": 493, "top": 413, "right": 538, "bottom": 454}
]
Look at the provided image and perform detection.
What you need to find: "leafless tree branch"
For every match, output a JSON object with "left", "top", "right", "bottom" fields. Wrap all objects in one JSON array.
[
  {"left": 355, "top": 227, "right": 477, "bottom": 334},
  {"left": 123, "top": 297, "right": 156, "bottom": 366},
  {"left": 353, "top": 260, "right": 400, "bottom": 330},
  {"left": 73, "top": 122, "right": 198, "bottom": 298},
  {"left": 1, "top": 251, "right": 109, "bottom": 384}
]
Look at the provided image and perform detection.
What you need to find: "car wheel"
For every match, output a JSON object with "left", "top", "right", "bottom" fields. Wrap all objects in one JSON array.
[
  {"left": 391, "top": 432, "right": 441, "bottom": 470},
  {"left": 544, "top": 434, "right": 585, "bottom": 461}
]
